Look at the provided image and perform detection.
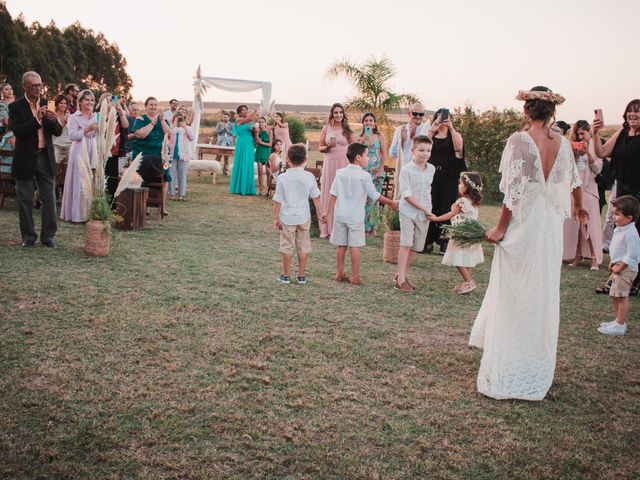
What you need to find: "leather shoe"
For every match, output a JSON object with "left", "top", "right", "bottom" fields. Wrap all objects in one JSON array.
[
  {"left": 21, "top": 240, "right": 35, "bottom": 247},
  {"left": 41, "top": 240, "right": 57, "bottom": 248}
]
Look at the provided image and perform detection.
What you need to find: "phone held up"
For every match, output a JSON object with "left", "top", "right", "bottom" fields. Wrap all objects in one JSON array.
[
  {"left": 47, "top": 100, "right": 56, "bottom": 112},
  {"left": 570, "top": 141, "right": 584, "bottom": 150},
  {"left": 364, "top": 126, "right": 372, "bottom": 136},
  {"left": 594, "top": 108, "right": 604, "bottom": 125},
  {"left": 440, "top": 108, "right": 449, "bottom": 123},
  {"left": 112, "top": 95, "right": 119, "bottom": 106}
]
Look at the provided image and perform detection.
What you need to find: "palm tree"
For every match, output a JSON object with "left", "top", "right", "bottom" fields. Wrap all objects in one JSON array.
[{"left": 325, "top": 56, "right": 419, "bottom": 116}]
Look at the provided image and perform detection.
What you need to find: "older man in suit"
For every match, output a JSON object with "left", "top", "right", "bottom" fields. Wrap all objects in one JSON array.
[{"left": 9, "top": 71, "right": 62, "bottom": 247}]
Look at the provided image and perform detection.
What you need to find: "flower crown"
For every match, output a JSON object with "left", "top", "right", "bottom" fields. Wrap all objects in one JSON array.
[
  {"left": 461, "top": 173, "right": 482, "bottom": 192},
  {"left": 515, "top": 90, "right": 565, "bottom": 105}
]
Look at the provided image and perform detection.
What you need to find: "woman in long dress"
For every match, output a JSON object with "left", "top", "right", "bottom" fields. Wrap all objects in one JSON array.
[
  {"left": 357, "top": 112, "right": 388, "bottom": 234},
  {"left": 562, "top": 120, "right": 603, "bottom": 268},
  {"left": 469, "top": 86, "right": 587, "bottom": 401},
  {"left": 271, "top": 112, "right": 292, "bottom": 156},
  {"left": 318, "top": 103, "right": 353, "bottom": 238},
  {"left": 423, "top": 109, "right": 466, "bottom": 254},
  {"left": 229, "top": 104, "right": 259, "bottom": 196},
  {"left": 60, "top": 90, "right": 97, "bottom": 223}
]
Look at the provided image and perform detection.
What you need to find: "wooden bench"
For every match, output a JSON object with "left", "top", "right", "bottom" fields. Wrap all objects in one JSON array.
[{"left": 196, "top": 144, "right": 235, "bottom": 160}]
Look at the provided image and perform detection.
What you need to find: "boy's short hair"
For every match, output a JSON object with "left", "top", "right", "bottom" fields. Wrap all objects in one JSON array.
[
  {"left": 287, "top": 143, "right": 307, "bottom": 166},
  {"left": 347, "top": 142, "right": 367, "bottom": 163},
  {"left": 412, "top": 135, "right": 432, "bottom": 147},
  {"left": 612, "top": 195, "right": 640, "bottom": 221}
]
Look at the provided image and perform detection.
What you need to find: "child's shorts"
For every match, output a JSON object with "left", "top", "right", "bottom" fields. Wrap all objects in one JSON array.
[
  {"left": 279, "top": 220, "right": 312, "bottom": 256},
  {"left": 609, "top": 269, "right": 637, "bottom": 298},
  {"left": 399, "top": 213, "right": 429, "bottom": 251},
  {"left": 330, "top": 220, "right": 365, "bottom": 247}
]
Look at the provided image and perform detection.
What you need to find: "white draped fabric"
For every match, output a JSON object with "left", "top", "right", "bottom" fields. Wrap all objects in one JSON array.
[{"left": 191, "top": 67, "right": 272, "bottom": 154}]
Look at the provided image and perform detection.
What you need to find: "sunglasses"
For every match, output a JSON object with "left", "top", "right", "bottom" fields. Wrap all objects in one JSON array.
[{"left": 411, "top": 112, "right": 424, "bottom": 117}]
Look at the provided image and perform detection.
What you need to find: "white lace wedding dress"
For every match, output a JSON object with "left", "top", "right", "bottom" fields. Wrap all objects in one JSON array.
[{"left": 469, "top": 132, "right": 580, "bottom": 401}]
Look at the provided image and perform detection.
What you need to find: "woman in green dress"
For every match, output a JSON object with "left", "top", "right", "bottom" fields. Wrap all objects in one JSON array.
[
  {"left": 253, "top": 116, "right": 272, "bottom": 195},
  {"left": 358, "top": 112, "right": 388, "bottom": 234},
  {"left": 229, "top": 105, "right": 259, "bottom": 195}
]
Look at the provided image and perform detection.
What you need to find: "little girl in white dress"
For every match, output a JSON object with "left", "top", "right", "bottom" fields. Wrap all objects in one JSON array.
[{"left": 428, "top": 172, "right": 485, "bottom": 294}]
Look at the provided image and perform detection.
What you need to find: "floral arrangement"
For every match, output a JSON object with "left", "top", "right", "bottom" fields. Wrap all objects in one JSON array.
[
  {"left": 515, "top": 90, "right": 565, "bottom": 105},
  {"left": 442, "top": 219, "right": 487, "bottom": 247}
]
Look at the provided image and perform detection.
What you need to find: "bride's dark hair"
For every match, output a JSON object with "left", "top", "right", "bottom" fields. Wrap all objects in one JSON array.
[{"left": 522, "top": 86, "right": 556, "bottom": 137}]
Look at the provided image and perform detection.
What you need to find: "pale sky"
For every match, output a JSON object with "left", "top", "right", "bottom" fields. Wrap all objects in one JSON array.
[{"left": 7, "top": 0, "right": 639, "bottom": 123}]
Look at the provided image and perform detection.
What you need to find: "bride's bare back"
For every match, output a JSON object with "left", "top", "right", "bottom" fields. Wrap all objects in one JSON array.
[{"left": 526, "top": 128, "right": 562, "bottom": 181}]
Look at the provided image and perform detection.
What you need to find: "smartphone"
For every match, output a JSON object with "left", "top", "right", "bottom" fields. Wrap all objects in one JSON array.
[
  {"left": 570, "top": 141, "right": 583, "bottom": 150},
  {"left": 364, "top": 126, "right": 372, "bottom": 136},
  {"left": 594, "top": 109, "right": 604, "bottom": 125},
  {"left": 440, "top": 108, "right": 449, "bottom": 122},
  {"left": 47, "top": 100, "right": 55, "bottom": 112},
  {"left": 112, "top": 95, "right": 118, "bottom": 105}
]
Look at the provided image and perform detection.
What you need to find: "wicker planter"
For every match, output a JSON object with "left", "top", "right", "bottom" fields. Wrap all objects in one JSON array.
[
  {"left": 85, "top": 220, "right": 111, "bottom": 257},
  {"left": 383, "top": 230, "right": 401, "bottom": 264}
]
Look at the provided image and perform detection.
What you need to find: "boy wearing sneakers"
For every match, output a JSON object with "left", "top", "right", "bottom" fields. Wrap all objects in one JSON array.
[
  {"left": 396, "top": 135, "right": 436, "bottom": 293},
  {"left": 321, "top": 143, "right": 398, "bottom": 285},
  {"left": 273, "top": 144, "right": 322, "bottom": 285},
  {"left": 598, "top": 195, "right": 640, "bottom": 336}
]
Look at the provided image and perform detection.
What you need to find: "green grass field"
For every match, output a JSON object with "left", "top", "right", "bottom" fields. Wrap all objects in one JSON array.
[{"left": 0, "top": 174, "right": 638, "bottom": 479}]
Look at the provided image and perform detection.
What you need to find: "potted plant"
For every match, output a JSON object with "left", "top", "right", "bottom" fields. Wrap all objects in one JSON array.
[
  {"left": 379, "top": 206, "right": 401, "bottom": 264},
  {"left": 85, "top": 99, "right": 120, "bottom": 257}
]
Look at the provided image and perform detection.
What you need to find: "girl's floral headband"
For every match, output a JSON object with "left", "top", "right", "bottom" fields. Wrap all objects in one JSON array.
[{"left": 461, "top": 173, "right": 482, "bottom": 192}]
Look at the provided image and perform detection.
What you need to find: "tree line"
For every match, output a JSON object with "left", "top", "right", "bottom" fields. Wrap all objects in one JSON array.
[{"left": 0, "top": 1, "right": 132, "bottom": 97}]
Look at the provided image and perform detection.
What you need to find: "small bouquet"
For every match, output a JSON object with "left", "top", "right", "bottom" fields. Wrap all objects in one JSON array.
[{"left": 442, "top": 219, "right": 487, "bottom": 247}]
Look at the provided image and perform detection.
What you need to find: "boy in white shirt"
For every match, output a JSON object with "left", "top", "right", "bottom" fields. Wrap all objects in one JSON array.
[
  {"left": 273, "top": 144, "right": 322, "bottom": 285},
  {"left": 396, "top": 135, "right": 436, "bottom": 293},
  {"left": 321, "top": 143, "right": 398, "bottom": 285},
  {"left": 598, "top": 195, "right": 640, "bottom": 336}
]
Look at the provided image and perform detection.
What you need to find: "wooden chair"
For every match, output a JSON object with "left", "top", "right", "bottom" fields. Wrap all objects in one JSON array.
[
  {"left": 381, "top": 166, "right": 395, "bottom": 199},
  {"left": 55, "top": 162, "right": 67, "bottom": 203},
  {"left": 305, "top": 167, "right": 322, "bottom": 189},
  {"left": 145, "top": 171, "right": 168, "bottom": 220},
  {"left": 266, "top": 168, "right": 277, "bottom": 197},
  {"left": 315, "top": 159, "right": 324, "bottom": 169},
  {"left": 0, "top": 149, "right": 16, "bottom": 209}
]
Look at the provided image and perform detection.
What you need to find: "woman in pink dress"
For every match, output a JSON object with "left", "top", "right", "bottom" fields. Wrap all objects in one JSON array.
[
  {"left": 562, "top": 120, "right": 603, "bottom": 268},
  {"left": 271, "top": 112, "right": 292, "bottom": 155},
  {"left": 60, "top": 90, "right": 97, "bottom": 223},
  {"left": 319, "top": 103, "right": 354, "bottom": 238}
]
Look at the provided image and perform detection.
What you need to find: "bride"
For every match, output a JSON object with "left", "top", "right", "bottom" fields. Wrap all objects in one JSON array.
[{"left": 469, "top": 86, "right": 588, "bottom": 401}]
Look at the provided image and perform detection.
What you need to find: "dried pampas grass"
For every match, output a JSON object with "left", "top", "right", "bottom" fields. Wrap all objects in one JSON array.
[{"left": 114, "top": 153, "right": 144, "bottom": 199}]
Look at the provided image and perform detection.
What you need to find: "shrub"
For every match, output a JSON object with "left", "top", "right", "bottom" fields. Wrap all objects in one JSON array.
[
  {"left": 453, "top": 106, "right": 522, "bottom": 201},
  {"left": 286, "top": 116, "right": 306, "bottom": 144},
  {"left": 304, "top": 116, "right": 324, "bottom": 130}
]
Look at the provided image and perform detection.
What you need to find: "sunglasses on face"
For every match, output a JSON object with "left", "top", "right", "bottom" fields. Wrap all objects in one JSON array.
[{"left": 411, "top": 112, "right": 424, "bottom": 117}]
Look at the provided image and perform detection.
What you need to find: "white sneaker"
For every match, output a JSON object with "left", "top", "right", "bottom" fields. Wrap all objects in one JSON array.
[
  {"left": 599, "top": 319, "right": 618, "bottom": 327},
  {"left": 597, "top": 322, "right": 627, "bottom": 336}
]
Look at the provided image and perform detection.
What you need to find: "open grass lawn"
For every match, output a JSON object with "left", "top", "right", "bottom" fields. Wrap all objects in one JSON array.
[{"left": 0, "top": 174, "right": 638, "bottom": 479}]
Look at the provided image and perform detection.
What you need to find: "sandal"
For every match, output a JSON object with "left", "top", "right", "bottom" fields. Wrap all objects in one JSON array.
[{"left": 595, "top": 284, "right": 610, "bottom": 294}]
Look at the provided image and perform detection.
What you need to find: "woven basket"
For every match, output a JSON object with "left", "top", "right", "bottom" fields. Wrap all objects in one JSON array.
[
  {"left": 383, "top": 231, "right": 401, "bottom": 264},
  {"left": 85, "top": 220, "right": 110, "bottom": 257}
]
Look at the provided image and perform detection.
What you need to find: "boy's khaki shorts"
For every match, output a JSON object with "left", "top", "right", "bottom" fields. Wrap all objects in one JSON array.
[
  {"left": 279, "top": 221, "right": 312, "bottom": 256},
  {"left": 330, "top": 220, "right": 365, "bottom": 247},
  {"left": 399, "top": 213, "right": 429, "bottom": 251},
  {"left": 609, "top": 269, "right": 637, "bottom": 298}
]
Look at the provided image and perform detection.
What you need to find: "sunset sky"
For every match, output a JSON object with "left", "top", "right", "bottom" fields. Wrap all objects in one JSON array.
[{"left": 7, "top": 0, "right": 638, "bottom": 123}]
